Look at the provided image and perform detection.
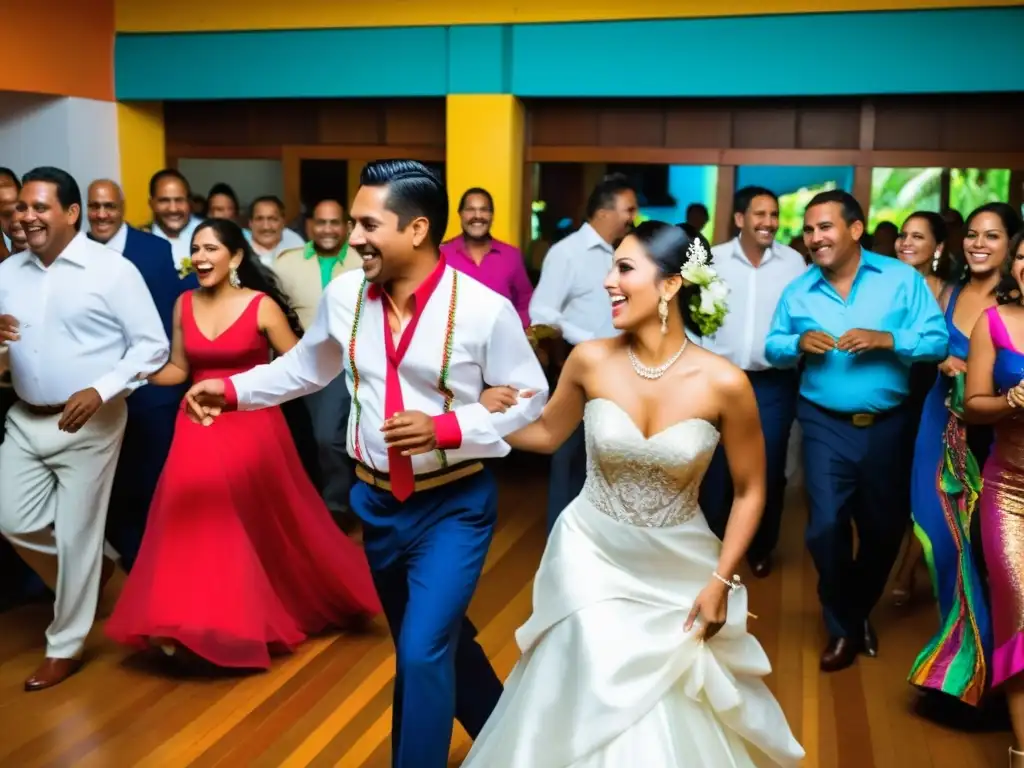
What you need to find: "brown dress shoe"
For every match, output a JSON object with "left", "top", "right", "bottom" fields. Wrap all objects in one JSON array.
[
  {"left": 820, "top": 636, "right": 861, "bottom": 672},
  {"left": 24, "top": 657, "right": 83, "bottom": 692}
]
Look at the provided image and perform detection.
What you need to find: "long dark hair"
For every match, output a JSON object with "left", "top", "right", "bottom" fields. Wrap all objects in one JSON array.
[
  {"left": 901, "top": 210, "right": 955, "bottom": 282},
  {"left": 959, "top": 203, "right": 1024, "bottom": 304},
  {"left": 632, "top": 220, "right": 707, "bottom": 337},
  {"left": 191, "top": 218, "right": 304, "bottom": 338}
]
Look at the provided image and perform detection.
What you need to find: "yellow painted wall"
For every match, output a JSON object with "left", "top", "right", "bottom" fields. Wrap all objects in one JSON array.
[
  {"left": 115, "top": 0, "right": 1016, "bottom": 32},
  {"left": 117, "top": 102, "right": 165, "bottom": 227},
  {"left": 445, "top": 95, "right": 524, "bottom": 248}
]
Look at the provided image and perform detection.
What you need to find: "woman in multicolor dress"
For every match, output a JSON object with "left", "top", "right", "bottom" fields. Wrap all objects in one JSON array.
[
  {"left": 966, "top": 220, "right": 1024, "bottom": 767},
  {"left": 905, "top": 206, "right": 1014, "bottom": 707}
]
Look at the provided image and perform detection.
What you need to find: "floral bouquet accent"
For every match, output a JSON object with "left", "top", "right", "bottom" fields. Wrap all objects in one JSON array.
[
  {"left": 679, "top": 239, "right": 729, "bottom": 336},
  {"left": 178, "top": 257, "right": 194, "bottom": 279}
]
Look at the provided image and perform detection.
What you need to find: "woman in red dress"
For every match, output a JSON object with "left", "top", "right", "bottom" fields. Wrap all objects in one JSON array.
[{"left": 106, "top": 219, "right": 381, "bottom": 670}]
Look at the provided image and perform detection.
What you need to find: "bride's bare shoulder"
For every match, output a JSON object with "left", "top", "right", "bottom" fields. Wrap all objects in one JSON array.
[
  {"left": 569, "top": 338, "right": 620, "bottom": 369},
  {"left": 690, "top": 345, "right": 753, "bottom": 397}
]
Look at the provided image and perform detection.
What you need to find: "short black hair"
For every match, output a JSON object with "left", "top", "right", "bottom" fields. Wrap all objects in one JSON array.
[
  {"left": 360, "top": 159, "right": 448, "bottom": 248},
  {"left": 207, "top": 182, "right": 239, "bottom": 210},
  {"left": 149, "top": 168, "right": 191, "bottom": 198},
  {"left": 874, "top": 221, "right": 898, "bottom": 236},
  {"left": 458, "top": 187, "right": 494, "bottom": 212},
  {"left": 585, "top": 173, "right": 635, "bottom": 219},
  {"left": 733, "top": 186, "right": 778, "bottom": 215},
  {"left": 248, "top": 195, "right": 285, "bottom": 218},
  {"left": 21, "top": 166, "right": 82, "bottom": 231},
  {"left": 806, "top": 189, "right": 864, "bottom": 226},
  {"left": 0, "top": 167, "right": 21, "bottom": 191}
]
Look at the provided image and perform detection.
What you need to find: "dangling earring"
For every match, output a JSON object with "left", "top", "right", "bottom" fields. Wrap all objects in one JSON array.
[
  {"left": 658, "top": 296, "right": 669, "bottom": 335},
  {"left": 931, "top": 250, "right": 941, "bottom": 273},
  {"left": 229, "top": 265, "right": 241, "bottom": 289}
]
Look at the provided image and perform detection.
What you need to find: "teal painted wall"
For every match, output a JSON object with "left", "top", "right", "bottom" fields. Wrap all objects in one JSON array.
[{"left": 115, "top": 8, "right": 1024, "bottom": 100}]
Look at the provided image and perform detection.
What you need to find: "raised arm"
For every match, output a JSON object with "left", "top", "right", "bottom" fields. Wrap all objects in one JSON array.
[
  {"left": 429, "top": 300, "right": 550, "bottom": 454},
  {"left": 147, "top": 294, "right": 190, "bottom": 386},
  {"left": 964, "top": 308, "right": 1019, "bottom": 424},
  {"left": 504, "top": 344, "right": 588, "bottom": 454},
  {"left": 92, "top": 263, "right": 169, "bottom": 401}
]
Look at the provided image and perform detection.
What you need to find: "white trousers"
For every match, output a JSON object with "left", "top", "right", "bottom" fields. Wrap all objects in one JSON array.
[{"left": 0, "top": 399, "right": 127, "bottom": 658}]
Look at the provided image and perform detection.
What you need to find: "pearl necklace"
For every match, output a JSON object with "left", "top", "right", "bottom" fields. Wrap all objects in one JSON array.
[{"left": 627, "top": 339, "right": 688, "bottom": 380}]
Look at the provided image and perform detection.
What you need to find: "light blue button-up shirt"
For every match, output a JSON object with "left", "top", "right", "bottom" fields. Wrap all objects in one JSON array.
[{"left": 765, "top": 249, "right": 948, "bottom": 413}]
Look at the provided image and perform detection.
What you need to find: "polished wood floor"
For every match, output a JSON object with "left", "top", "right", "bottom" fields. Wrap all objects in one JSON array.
[{"left": 0, "top": 459, "right": 1011, "bottom": 767}]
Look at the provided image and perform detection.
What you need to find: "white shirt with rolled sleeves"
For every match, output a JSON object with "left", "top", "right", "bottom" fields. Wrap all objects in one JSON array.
[
  {"left": 0, "top": 232, "right": 170, "bottom": 406},
  {"left": 225, "top": 264, "right": 550, "bottom": 475},
  {"left": 529, "top": 223, "right": 618, "bottom": 345}
]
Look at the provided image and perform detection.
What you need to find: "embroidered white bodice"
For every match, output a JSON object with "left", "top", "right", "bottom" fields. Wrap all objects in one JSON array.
[{"left": 581, "top": 398, "right": 720, "bottom": 528}]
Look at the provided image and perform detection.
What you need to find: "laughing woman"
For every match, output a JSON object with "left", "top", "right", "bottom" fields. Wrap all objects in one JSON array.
[
  {"left": 906, "top": 205, "right": 1019, "bottom": 707},
  {"left": 106, "top": 219, "right": 381, "bottom": 670}
]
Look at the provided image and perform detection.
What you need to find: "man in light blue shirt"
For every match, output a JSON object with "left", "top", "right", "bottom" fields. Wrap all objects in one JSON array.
[{"left": 766, "top": 190, "right": 947, "bottom": 673}]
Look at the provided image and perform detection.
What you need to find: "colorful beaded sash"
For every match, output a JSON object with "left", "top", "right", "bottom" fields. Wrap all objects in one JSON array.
[{"left": 347, "top": 271, "right": 460, "bottom": 467}]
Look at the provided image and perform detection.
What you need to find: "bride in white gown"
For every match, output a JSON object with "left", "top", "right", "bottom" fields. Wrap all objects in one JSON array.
[{"left": 464, "top": 221, "right": 804, "bottom": 767}]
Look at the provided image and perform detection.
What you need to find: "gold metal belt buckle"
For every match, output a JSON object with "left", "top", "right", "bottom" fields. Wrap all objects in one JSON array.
[{"left": 851, "top": 413, "right": 875, "bottom": 427}]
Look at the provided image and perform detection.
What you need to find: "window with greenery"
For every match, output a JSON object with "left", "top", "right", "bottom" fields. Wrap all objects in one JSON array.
[
  {"left": 777, "top": 182, "right": 837, "bottom": 244},
  {"left": 868, "top": 167, "right": 1010, "bottom": 232}
]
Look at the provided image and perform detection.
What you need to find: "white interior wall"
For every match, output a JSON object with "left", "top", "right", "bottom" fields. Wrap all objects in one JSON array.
[
  {"left": 176, "top": 159, "right": 285, "bottom": 215},
  {"left": 0, "top": 91, "right": 120, "bottom": 192}
]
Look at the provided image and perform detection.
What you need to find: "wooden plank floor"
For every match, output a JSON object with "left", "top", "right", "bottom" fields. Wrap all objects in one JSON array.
[{"left": 0, "top": 457, "right": 1010, "bottom": 767}]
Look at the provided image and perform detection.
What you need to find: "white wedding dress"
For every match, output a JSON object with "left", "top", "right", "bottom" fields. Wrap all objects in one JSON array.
[{"left": 463, "top": 398, "right": 805, "bottom": 767}]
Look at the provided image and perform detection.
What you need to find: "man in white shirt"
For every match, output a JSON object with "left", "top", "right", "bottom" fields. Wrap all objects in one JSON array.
[
  {"left": 698, "top": 186, "right": 806, "bottom": 576},
  {"left": 245, "top": 195, "right": 305, "bottom": 268},
  {"left": 0, "top": 168, "right": 168, "bottom": 691},
  {"left": 529, "top": 173, "right": 637, "bottom": 530},
  {"left": 145, "top": 168, "right": 200, "bottom": 270},
  {"left": 184, "top": 160, "right": 548, "bottom": 768}
]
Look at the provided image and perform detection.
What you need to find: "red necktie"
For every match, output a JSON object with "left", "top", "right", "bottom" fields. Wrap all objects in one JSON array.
[{"left": 384, "top": 342, "right": 415, "bottom": 502}]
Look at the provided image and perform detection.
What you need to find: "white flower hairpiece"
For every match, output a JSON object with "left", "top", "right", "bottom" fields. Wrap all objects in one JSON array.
[{"left": 679, "top": 238, "right": 729, "bottom": 336}]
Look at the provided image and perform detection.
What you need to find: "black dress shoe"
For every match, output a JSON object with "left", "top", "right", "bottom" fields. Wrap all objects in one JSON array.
[
  {"left": 820, "top": 636, "right": 861, "bottom": 672},
  {"left": 750, "top": 556, "right": 773, "bottom": 579},
  {"left": 863, "top": 620, "right": 878, "bottom": 657}
]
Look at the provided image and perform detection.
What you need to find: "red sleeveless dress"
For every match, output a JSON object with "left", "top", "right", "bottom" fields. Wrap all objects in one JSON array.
[{"left": 106, "top": 291, "right": 381, "bottom": 669}]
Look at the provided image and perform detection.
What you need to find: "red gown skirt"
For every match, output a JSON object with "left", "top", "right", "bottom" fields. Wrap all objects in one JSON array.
[{"left": 106, "top": 403, "right": 381, "bottom": 669}]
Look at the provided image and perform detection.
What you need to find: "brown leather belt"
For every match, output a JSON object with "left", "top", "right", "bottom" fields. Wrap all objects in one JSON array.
[
  {"left": 355, "top": 461, "right": 484, "bottom": 494},
  {"left": 24, "top": 403, "right": 65, "bottom": 416}
]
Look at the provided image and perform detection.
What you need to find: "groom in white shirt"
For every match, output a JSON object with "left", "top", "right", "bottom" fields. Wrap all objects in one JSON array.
[{"left": 185, "top": 160, "right": 549, "bottom": 767}]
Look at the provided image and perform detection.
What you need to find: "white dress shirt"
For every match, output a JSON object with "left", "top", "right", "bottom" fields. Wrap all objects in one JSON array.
[
  {"left": 702, "top": 237, "right": 807, "bottom": 370},
  {"left": 98, "top": 223, "right": 128, "bottom": 254},
  {"left": 229, "top": 265, "right": 550, "bottom": 475},
  {"left": 246, "top": 228, "right": 305, "bottom": 269},
  {"left": 150, "top": 217, "right": 200, "bottom": 270},
  {"left": 529, "top": 223, "right": 618, "bottom": 345},
  {"left": 0, "top": 232, "right": 169, "bottom": 405}
]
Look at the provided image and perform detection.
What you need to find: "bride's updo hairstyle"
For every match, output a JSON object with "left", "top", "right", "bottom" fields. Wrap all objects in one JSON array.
[{"left": 633, "top": 220, "right": 709, "bottom": 337}]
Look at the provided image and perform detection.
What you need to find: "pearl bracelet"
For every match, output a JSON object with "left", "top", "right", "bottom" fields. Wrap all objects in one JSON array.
[
  {"left": 1008, "top": 390, "right": 1019, "bottom": 409},
  {"left": 713, "top": 572, "right": 742, "bottom": 591}
]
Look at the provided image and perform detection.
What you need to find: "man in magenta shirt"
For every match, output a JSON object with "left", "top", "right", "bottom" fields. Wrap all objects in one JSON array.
[{"left": 440, "top": 187, "right": 533, "bottom": 327}]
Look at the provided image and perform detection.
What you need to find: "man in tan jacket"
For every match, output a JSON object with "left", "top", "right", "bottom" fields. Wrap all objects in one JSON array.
[
  {"left": 274, "top": 199, "right": 361, "bottom": 328},
  {"left": 274, "top": 199, "right": 361, "bottom": 526}
]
